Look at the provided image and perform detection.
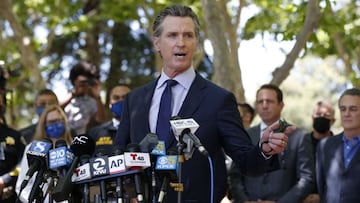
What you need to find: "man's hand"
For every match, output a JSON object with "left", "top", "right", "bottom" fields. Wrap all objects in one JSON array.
[
  {"left": 260, "top": 120, "right": 296, "bottom": 155},
  {"left": 88, "top": 79, "right": 101, "bottom": 99}
]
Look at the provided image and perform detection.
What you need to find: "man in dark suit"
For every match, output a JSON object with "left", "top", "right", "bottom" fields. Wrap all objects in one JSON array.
[
  {"left": 302, "top": 100, "right": 335, "bottom": 203},
  {"left": 115, "top": 5, "right": 295, "bottom": 203},
  {"left": 317, "top": 88, "right": 360, "bottom": 203},
  {"left": 229, "top": 84, "right": 314, "bottom": 203}
]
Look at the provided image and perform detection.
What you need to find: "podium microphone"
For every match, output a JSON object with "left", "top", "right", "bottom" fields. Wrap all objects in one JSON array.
[
  {"left": 79, "top": 155, "right": 91, "bottom": 203},
  {"left": 52, "top": 134, "right": 95, "bottom": 202},
  {"left": 170, "top": 117, "right": 209, "bottom": 157},
  {"left": 49, "top": 139, "right": 74, "bottom": 177},
  {"left": 139, "top": 133, "right": 159, "bottom": 152},
  {"left": 89, "top": 149, "right": 109, "bottom": 203},
  {"left": 156, "top": 149, "right": 179, "bottom": 203},
  {"left": 19, "top": 139, "right": 52, "bottom": 192},
  {"left": 124, "top": 143, "right": 151, "bottom": 203},
  {"left": 150, "top": 140, "right": 166, "bottom": 202},
  {"left": 27, "top": 165, "right": 46, "bottom": 203},
  {"left": 110, "top": 147, "right": 125, "bottom": 203}
]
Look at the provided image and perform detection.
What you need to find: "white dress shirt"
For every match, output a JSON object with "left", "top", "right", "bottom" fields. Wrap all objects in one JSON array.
[{"left": 149, "top": 67, "right": 196, "bottom": 139}]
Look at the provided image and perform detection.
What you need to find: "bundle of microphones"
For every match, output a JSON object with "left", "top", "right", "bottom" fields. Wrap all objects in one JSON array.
[{"left": 17, "top": 118, "right": 209, "bottom": 203}]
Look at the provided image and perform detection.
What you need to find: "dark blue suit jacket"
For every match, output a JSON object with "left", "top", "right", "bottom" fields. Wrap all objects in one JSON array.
[
  {"left": 316, "top": 133, "right": 360, "bottom": 203},
  {"left": 116, "top": 74, "right": 279, "bottom": 203}
]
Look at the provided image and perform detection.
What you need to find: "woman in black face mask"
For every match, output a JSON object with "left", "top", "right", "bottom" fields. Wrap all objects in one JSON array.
[{"left": 303, "top": 100, "right": 336, "bottom": 203}]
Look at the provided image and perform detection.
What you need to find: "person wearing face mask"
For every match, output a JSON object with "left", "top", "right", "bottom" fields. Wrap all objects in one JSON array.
[
  {"left": 61, "top": 61, "right": 106, "bottom": 135},
  {"left": 20, "top": 89, "right": 59, "bottom": 145},
  {"left": 87, "top": 84, "right": 131, "bottom": 155},
  {"left": 310, "top": 101, "right": 336, "bottom": 150},
  {"left": 15, "top": 105, "right": 73, "bottom": 203},
  {"left": 303, "top": 100, "right": 335, "bottom": 203}
]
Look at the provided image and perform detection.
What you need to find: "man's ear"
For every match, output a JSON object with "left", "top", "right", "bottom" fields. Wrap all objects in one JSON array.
[{"left": 152, "top": 37, "right": 160, "bottom": 51}]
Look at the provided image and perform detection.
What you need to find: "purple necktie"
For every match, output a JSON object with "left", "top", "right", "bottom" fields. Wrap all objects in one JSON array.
[{"left": 156, "top": 79, "right": 178, "bottom": 146}]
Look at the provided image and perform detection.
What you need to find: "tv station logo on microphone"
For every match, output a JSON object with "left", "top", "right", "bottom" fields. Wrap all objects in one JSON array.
[
  {"left": 49, "top": 147, "right": 74, "bottom": 169},
  {"left": 170, "top": 118, "right": 199, "bottom": 135},
  {"left": 90, "top": 156, "right": 109, "bottom": 177},
  {"left": 27, "top": 141, "right": 52, "bottom": 157},
  {"left": 72, "top": 163, "right": 91, "bottom": 182},
  {"left": 151, "top": 141, "right": 166, "bottom": 156},
  {"left": 155, "top": 155, "right": 178, "bottom": 170},
  {"left": 124, "top": 152, "right": 151, "bottom": 169},
  {"left": 108, "top": 154, "right": 126, "bottom": 174}
]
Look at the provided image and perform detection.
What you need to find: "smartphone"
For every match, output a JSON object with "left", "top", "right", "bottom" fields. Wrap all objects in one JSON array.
[{"left": 274, "top": 118, "right": 291, "bottom": 133}]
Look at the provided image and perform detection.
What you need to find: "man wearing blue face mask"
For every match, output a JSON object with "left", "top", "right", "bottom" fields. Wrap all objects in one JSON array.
[
  {"left": 87, "top": 84, "right": 131, "bottom": 155},
  {"left": 20, "top": 89, "right": 59, "bottom": 144}
]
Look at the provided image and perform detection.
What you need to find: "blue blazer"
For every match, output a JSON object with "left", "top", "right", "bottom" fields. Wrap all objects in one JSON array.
[
  {"left": 316, "top": 133, "right": 360, "bottom": 203},
  {"left": 116, "top": 74, "right": 279, "bottom": 203}
]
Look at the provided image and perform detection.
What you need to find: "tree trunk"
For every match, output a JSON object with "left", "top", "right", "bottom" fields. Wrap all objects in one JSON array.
[
  {"left": 201, "top": 0, "right": 245, "bottom": 102},
  {"left": 0, "top": 0, "right": 45, "bottom": 91},
  {"left": 270, "top": 0, "right": 321, "bottom": 86}
]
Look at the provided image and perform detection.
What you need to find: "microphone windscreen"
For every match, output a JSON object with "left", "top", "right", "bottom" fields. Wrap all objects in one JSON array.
[
  {"left": 139, "top": 133, "right": 158, "bottom": 152},
  {"left": 70, "top": 134, "right": 95, "bottom": 156}
]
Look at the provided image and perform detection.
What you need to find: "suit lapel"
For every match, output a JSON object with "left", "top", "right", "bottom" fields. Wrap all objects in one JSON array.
[
  {"left": 178, "top": 74, "right": 207, "bottom": 118},
  {"left": 333, "top": 137, "right": 346, "bottom": 172},
  {"left": 165, "top": 74, "right": 206, "bottom": 148},
  {"left": 144, "top": 80, "right": 157, "bottom": 113},
  {"left": 141, "top": 80, "right": 157, "bottom": 136}
]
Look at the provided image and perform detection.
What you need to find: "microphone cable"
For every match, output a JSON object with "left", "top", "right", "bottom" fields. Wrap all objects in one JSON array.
[{"left": 207, "top": 156, "right": 214, "bottom": 203}]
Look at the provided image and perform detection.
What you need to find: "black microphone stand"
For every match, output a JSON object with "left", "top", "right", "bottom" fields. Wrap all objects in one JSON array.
[
  {"left": 151, "top": 157, "right": 157, "bottom": 203},
  {"left": 45, "top": 170, "right": 57, "bottom": 203},
  {"left": 172, "top": 134, "right": 186, "bottom": 203},
  {"left": 28, "top": 167, "right": 45, "bottom": 203}
]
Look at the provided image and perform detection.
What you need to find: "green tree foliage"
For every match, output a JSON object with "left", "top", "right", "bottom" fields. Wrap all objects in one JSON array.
[
  {"left": 242, "top": 0, "right": 359, "bottom": 87},
  {"left": 281, "top": 56, "right": 347, "bottom": 133},
  {"left": 0, "top": 0, "right": 356, "bottom": 129},
  {"left": 0, "top": 0, "right": 210, "bottom": 127}
]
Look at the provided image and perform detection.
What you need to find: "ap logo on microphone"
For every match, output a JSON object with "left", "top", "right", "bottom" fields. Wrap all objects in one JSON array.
[
  {"left": 90, "top": 156, "right": 109, "bottom": 177},
  {"left": 108, "top": 154, "right": 126, "bottom": 174}
]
